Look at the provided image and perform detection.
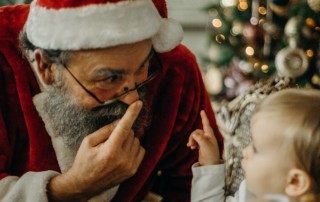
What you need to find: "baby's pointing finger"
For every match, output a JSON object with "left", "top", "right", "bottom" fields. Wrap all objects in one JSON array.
[{"left": 200, "top": 110, "right": 214, "bottom": 137}]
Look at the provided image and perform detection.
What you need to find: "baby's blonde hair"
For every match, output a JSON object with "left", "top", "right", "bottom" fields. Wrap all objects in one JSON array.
[{"left": 253, "top": 88, "right": 320, "bottom": 193}]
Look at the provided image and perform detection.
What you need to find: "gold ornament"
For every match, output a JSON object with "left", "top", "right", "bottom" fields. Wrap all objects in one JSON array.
[{"left": 216, "top": 34, "right": 226, "bottom": 44}]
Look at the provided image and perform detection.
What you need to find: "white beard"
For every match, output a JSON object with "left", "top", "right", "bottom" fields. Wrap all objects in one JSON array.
[{"left": 33, "top": 90, "right": 122, "bottom": 202}]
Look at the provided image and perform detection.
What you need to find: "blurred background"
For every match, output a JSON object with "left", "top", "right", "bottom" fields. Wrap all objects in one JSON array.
[
  {"left": 0, "top": 0, "right": 31, "bottom": 5},
  {"left": 167, "top": 0, "right": 213, "bottom": 66}
]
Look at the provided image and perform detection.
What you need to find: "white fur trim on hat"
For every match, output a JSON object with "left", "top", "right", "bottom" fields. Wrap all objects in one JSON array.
[
  {"left": 25, "top": 0, "right": 183, "bottom": 52},
  {"left": 152, "top": 18, "right": 184, "bottom": 53}
]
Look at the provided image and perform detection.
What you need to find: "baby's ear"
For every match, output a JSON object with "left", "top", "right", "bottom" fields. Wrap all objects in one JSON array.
[{"left": 285, "top": 168, "right": 311, "bottom": 197}]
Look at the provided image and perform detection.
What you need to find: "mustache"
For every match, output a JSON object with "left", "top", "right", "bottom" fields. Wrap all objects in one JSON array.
[
  {"left": 91, "top": 100, "right": 128, "bottom": 117},
  {"left": 90, "top": 99, "right": 148, "bottom": 133},
  {"left": 90, "top": 87, "right": 149, "bottom": 133}
]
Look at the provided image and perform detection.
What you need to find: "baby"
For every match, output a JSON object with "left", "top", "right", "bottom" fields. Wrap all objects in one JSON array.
[{"left": 188, "top": 88, "right": 320, "bottom": 202}]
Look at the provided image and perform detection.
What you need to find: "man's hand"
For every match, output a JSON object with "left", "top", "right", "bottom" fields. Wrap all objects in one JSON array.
[
  {"left": 48, "top": 100, "right": 146, "bottom": 201},
  {"left": 187, "top": 110, "right": 220, "bottom": 166}
]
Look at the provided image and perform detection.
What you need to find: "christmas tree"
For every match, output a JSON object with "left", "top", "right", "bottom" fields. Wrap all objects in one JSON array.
[{"left": 202, "top": 0, "right": 320, "bottom": 101}]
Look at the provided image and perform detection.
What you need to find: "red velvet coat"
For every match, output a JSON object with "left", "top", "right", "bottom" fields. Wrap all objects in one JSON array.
[{"left": 0, "top": 5, "right": 223, "bottom": 202}]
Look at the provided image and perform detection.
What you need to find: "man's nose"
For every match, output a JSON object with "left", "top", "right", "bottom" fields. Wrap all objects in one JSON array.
[
  {"left": 120, "top": 89, "right": 140, "bottom": 105},
  {"left": 119, "top": 79, "right": 140, "bottom": 105}
]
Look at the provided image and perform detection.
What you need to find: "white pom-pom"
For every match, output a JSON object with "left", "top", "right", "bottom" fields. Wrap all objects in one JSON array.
[
  {"left": 152, "top": 18, "right": 183, "bottom": 53},
  {"left": 275, "top": 47, "right": 309, "bottom": 78}
]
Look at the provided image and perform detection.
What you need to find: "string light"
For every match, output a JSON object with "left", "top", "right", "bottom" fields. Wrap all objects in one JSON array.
[
  {"left": 254, "top": 62, "right": 260, "bottom": 69},
  {"left": 216, "top": 34, "right": 225, "bottom": 43},
  {"left": 312, "top": 75, "right": 320, "bottom": 85},
  {"left": 306, "top": 49, "right": 314, "bottom": 57},
  {"left": 258, "top": 6, "right": 267, "bottom": 15},
  {"left": 245, "top": 46, "right": 254, "bottom": 56},
  {"left": 305, "top": 18, "right": 316, "bottom": 27},
  {"left": 238, "top": 0, "right": 248, "bottom": 11},
  {"left": 258, "top": 19, "right": 265, "bottom": 26},
  {"left": 261, "top": 64, "right": 269, "bottom": 73},
  {"left": 212, "top": 18, "right": 222, "bottom": 28},
  {"left": 221, "top": 0, "right": 237, "bottom": 7},
  {"left": 250, "top": 17, "right": 258, "bottom": 25}
]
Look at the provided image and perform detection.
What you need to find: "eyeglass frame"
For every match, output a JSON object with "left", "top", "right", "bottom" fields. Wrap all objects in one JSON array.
[{"left": 62, "top": 48, "right": 162, "bottom": 107}]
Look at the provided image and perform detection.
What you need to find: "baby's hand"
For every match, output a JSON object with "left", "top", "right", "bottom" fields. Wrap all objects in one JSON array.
[{"left": 187, "top": 110, "right": 220, "bottom": 166}]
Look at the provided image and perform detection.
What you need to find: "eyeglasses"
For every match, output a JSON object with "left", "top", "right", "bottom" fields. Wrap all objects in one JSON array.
[{"left": 62, "top": 49, "right": 162, "bottom": 107}]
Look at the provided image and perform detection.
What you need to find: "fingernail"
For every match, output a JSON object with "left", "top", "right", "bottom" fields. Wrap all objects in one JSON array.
[
  {"left": 136, "top": 100, "right": 143, "bottom": 107},
  {"left": 132, "top": 100, "right": 142, "bottom": 109}
]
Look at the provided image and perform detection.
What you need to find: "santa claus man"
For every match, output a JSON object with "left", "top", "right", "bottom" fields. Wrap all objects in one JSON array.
[{"left": 0, "top": 0, "right": 223, "bottom": 201}]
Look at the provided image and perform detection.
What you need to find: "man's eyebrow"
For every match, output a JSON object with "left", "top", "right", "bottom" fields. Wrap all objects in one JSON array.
[
  {"left": 91, "top": 48, "right": 154, "bottom": 78},
  {"left": 92, "top": 68, "right": 127, "bottom": 79}
]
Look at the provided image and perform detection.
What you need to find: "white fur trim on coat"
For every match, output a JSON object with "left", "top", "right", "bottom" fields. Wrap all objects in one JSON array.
[
  {"left": 0, "top": 171, "right": 59, "bottom": 202},
  {"left": 26, "top": 0, "right": 183, "bottom": 52}
]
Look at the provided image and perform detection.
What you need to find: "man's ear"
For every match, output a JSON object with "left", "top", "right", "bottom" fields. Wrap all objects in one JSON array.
[
  {"left": 285, "top": 168, "right": 311, "bottom": 197},
  {"left": 34, "top": 49, "right": 54, "bottom": 85}
]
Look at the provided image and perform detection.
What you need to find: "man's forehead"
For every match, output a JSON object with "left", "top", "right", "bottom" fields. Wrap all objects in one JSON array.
[
  {"left": 67, "top": 43, "right": 153, "bottom": 73},
  {"left": 72, "top": 39, "right": 152, "bottom": 56}
]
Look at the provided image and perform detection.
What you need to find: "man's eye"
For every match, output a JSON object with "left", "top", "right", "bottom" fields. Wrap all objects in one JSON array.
[{"left": 105, "top": 75, "right": 122, "bottom": 83}]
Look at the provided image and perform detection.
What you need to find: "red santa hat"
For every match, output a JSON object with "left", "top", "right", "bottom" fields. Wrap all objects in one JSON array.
[{"left": 25, "top": 0, "right": 183, "bottom": 53}]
